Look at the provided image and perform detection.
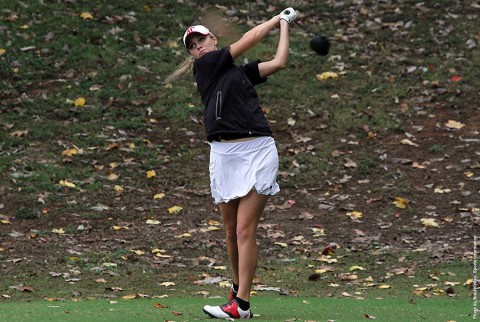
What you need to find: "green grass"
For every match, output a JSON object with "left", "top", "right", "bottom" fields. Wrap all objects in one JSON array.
[{"left": 0, "top": 297, "right": 472, "bottom": 322}]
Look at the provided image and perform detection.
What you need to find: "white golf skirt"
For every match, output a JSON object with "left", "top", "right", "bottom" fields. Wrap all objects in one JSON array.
[{"left": 209, "top": 136, "right": 280, "bottom": 204}]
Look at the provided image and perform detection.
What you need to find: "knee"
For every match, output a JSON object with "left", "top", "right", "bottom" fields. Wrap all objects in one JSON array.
[
  {"left": 225, "top": 227, "right": 237, "bottom": 242},
  {"left": 235, "top": 225, "right": 255, "bottom": 243}
]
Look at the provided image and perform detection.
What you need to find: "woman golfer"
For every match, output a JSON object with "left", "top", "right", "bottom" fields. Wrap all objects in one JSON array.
[{"left": 167, "top": 7, "right": 296, "bottom": 319}]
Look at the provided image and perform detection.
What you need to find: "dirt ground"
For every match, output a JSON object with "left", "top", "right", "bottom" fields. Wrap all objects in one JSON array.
[{"left": 1, "top": 0, "right": 479, "bottom": 300}]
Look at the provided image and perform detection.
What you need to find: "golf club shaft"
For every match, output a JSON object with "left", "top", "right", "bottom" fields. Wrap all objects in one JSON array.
[{"left": 293, "top": 21, "right": 316, "bottom": 36}]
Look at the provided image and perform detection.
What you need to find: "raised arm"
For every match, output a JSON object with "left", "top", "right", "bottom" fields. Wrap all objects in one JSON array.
[
  {"left": 229, "top": 8, "right": 296, "bottom": 62},
  {"left": 229, "top": 16, "right": 281, "bottom": 60},
  {"left": 258, "top": 19, "right": 290, "bottom": 78}
]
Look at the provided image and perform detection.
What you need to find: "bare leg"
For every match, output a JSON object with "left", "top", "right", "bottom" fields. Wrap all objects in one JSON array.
[
  {"left": 235, "top": 191, "right": 269, "bottom": 302},
  {"left": 219, "top": 199, "right": 240, "bottom": 285}
]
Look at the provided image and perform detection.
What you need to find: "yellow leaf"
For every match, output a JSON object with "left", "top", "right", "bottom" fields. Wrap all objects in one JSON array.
[
  {"left": 207, "top": 226, "right": 220, "bottom": 231},
  {"left": 114, "top": 185, "right": 123, "bottom": 192},
  {"left": 378, "top": 284, "right": 391, "bottom": 289},
  {"left": 102, "top": 263, "right": 117, "bottom": 267},
  {"left": 131, "top": 250, "right": 145, "bottom": 255},
  {"left": 444, "top": 281, "right": 460, "bottom": 286},
  {"left": 400, "top": 139, "right": 418, "bottom": 147},
  {"left": 349, "top": 265, "right": 366, "bottom": 271},
  {"left": 160, "top": 282, "right": 175, "bottom": 287},
  {"left": 346, "top": 211, "right": 363, "bottom": 219},
  {"left": 318, "top": 255, "right": 337, "bottom": 263},
  {"left": 315, "top": 268, "right": 329, "bottom": 274},
  {"left": 464, "top": 278, "right": 473, "bottom": 286},
  {"left": 316, "top": 72, "right": 339, "bottom": 80},
  {"left": 20, "top": 25, "right": 29, "bottom": 29},
  {"left": 219, "top": 281, "right": 231, "bottom": 288},
  {"left": 444, "top": 120, "right": 465, "bottom": 129},
  {"left": 393, "top": 197, "right": 408, "bottom": 209},
  {"left": 52, "top": 228, "right": 65, "bottom": 234},
  {"left": 59, "top": 180, "right": 76, "bottom": 188},
  {"left": 274, "top": 242, "right": 288, "bottom": 248},
  {"left": 168, "top": 205, "right": 183, "bottom": 214},
  {"left": 107, "top": 173, "right": 119, "bottom": 181},
  {"left": 61, "top": 148, "right": 78, "bottom": 157},
  {"left": 122, "top": 294, "right": 137, "bottom": 300},
  {"left": 420, "top": 218, "right": 439, "bottom": 227},
  {"left": 155, "top": 253, "right": 172, "bottom": 258},
  {"left": 175, "top": 233, "right": 191, "bottom": 238},
  {"left": 1, "top": 220, "right": 11, "bottom": 225},
  {"left": 153, "top": 193, "right": 165, "bottom": 200},
  {"left": 146, "top": 170, "right": 156, "bottom": 178},
  {"left": 464, "top": 171, "right": 474, "bottom": 178},
  {"left": 80, "top": 12, "right": 93, "bottom": 20},
  {"left": 213, "top": 266, "right": 227, "bottom": 270},
  {"left": 74, "top": 97, "right": 86, "bottom": 107},
  {"left": 146, "top": 219, "right": 161, "bottom": 225},
  {"left": 0, "top": 49, "right": 6, "bottom": 55},
  {"left": 434, "top": 187, "right": 451, "bottom": 194}
]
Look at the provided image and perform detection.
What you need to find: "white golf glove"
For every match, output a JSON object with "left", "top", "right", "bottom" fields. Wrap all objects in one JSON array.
[{"left": 280, "top": 7, "right": 297, "bottom": 24}]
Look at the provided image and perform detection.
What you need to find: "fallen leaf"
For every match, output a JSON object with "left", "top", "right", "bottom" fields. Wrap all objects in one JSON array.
[
  {"left": 444, "top": 120, "right": 465, "bottom": 129},
  {"left": 146, "top": 170, "right": 156, "bottom": 178},
  {"left": 52, "top": 228, "right": 65, "bottom": 234},
  {"left": 74, "top": 97, "right": 86, "bottom": 107},
  {"left": 59, "top": 180, "right": 76, "bottom": 188},
  {"left": 420, "top": 218, "right": 439, "bottom": 227},
  {"left": 62, "top": 148, "right": 78, "bottom": 157},
  {"left": 146, "top": 219, "right": 161, "bottom": 225},
  {"left": 450, "top": 75, "right": 462, "bottom": 82},
  {"left": 316, "top": 72, "right": 339, "bottom": 80},
  {"left": 160, "top": 282, "right": 175, "bottom": 287},
  {"left": 175, "top": 233, "right": 191, "bottom": 238},
  {"left": 401, "top": 139, "right": 418, "bottom": 147},
  {"left": 10, "top": 130, "right": 28, "bottom": 137},
  {"left": 167, "top": 206, "right": 183, "bottom": 214},
  {"left": 378, "top": 284, "right": 391, "bottom": 289},
  {"left": 122, "top": 294, "right": 137, "bottom": 300},
  {"left": 80, "top": 12, "right": 93, "bottom": 20},
  {"left": 349, "top": 265, "right": 366, "bottom": 271},
  {"left": 346, "top": 211, "right": 363, "bottom": 219},
  {"left": 153, "top": 193, "right": 165, "bottom": 200},
  {"left": 393, "top": 197, "right": 408, "bottom": 209}
]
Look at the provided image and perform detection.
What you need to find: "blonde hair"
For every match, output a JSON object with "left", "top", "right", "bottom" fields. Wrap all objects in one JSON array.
[{"left": 163, "top": 56, "right": 195, "bottom": 84}]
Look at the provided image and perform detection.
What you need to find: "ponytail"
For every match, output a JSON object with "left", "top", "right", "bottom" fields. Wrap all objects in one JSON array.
[{"left": 164, "top": 56, "right": 195, "bottom": 84}]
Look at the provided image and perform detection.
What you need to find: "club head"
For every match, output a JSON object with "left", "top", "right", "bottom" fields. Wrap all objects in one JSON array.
[{"left": 310, "top": 36, "right": 330, "bottom": 56}]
